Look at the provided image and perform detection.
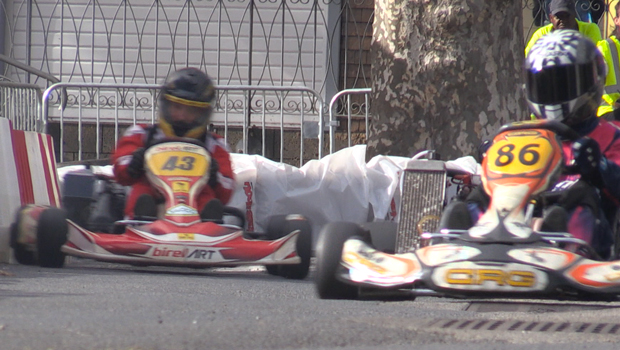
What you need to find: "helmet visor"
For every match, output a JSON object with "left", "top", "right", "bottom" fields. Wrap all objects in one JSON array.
[{"left": 526, "top": 62, "right": 598, "bottom": 105}]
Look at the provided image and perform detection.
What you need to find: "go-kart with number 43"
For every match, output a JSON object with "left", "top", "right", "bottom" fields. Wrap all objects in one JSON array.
[{"left": 10, "top": 139, "right": 312, "bottom": 280}]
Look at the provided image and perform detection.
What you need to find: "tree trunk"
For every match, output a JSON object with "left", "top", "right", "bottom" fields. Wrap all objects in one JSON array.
[{"left": 367, "top": 0, "right": 525, "bottom": 161}]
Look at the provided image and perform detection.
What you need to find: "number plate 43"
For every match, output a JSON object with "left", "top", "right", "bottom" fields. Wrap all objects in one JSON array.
[{"left": 145, "top": 143, "right": 210, "bottom": 178}]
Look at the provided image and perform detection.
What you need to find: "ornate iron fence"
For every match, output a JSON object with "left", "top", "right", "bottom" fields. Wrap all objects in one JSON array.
[{"left": 5, "top": 0, "right": 373, "bottom": 99}]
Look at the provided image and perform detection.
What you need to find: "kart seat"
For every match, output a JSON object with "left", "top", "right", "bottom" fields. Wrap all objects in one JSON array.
[
  {"left": 134, "top": 194, "right": 158, "bottom": 221},
  {"left": 200, "top": 198, "right": 224, "bottom": 223}
]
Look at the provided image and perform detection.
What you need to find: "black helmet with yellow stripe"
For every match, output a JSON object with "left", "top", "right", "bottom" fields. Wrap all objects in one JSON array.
[{"left": 158, "top": 67, "right": 216, "bottom": 138}]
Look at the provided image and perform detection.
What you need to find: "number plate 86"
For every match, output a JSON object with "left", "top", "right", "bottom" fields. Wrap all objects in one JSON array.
[{"left": 485, "top": 131, "right": 558, "bottom": 177}]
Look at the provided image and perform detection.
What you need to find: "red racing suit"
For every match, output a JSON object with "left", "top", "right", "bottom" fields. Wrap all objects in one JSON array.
[
  {"left": 551, "top": 118, "right": 620, "bottom": 257},
  {"left": 560, "top": 118, "right": 620, "bottom": 205},
  {"left": 112, "top": 124, "right": 235, "bottom": 218}
]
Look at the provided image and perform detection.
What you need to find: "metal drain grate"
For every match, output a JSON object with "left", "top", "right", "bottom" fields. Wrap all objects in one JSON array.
[{"left": 429, "top": 319, "right": 620, "bottom": 335}]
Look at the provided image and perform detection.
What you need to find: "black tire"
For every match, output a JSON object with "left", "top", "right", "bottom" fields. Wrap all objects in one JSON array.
[
  {"left": 265, "top": 215, "right": 288, "bottom": 276},
  {"left": 360, "top": 221, "right": 397, "bottom": 253},
  {"left": 315, "top": 221, "right": 366, "bottom": 300},
  {"left": 37, "top": 208, "right": 68, "bottom": 268},
  {"left": 265, "top": 264, "right": 281, "bottom": 276},
  {"left": 612, "top": 209, "right": 620, "bottom": 260},
  {"left": 265, "top": 215, "right": 312, "bottom": 279},
  {"left": 439, "top": 200, "right": 473, "bottom": 230},
  {"left": 223, "top": 206, "right": 246, "bottom": 229},
  {"left": 9, "top": 206, "right": 36, "bottom": 265}
]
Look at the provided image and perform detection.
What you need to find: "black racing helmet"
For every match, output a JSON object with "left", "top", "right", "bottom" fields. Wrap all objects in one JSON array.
[
  {"left": 524, "top": 30, "right": 606, "bottom": 126},
  {"left": 158, "top": 67, "right": 216, "bottom": 138}
]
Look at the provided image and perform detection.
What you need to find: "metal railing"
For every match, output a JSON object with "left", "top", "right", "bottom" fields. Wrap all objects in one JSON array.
[
  {"left": 328, "top": 87, "right": 371, "bottom": 154},
  {"left": 0, "top": 81, "right": 43, "bottom": 132},
  {"left": 42, "top": 82, "right": 325, "bottom": 166},
  {"left": 216, "top": 85, "right": 325, "bottom": 164},
  {"left": 0, "top": 53, "right": 63, "bottom": 133}
]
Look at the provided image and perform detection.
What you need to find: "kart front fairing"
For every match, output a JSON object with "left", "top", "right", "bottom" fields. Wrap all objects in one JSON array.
[
  {"left": 337, "top": 236, "right": 620, "bottom": 298},
  {"left": 62, "top": 218, "right": 302, "bottom": 267}
]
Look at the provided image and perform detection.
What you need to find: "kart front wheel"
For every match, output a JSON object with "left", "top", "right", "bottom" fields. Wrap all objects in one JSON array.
[
  {"left": 315, "top": 222, "right": 366, "bottom": 300},
  {"left": 265, "top": 215, "right": 312, "bottom": 280},
  {"left": 37, "top": 208, "right": 68, "bottom": 268}
]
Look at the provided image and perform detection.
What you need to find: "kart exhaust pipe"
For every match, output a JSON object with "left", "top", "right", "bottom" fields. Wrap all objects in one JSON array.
[{"left": 395, "top": 160, "right": 446, "bottom": 253}]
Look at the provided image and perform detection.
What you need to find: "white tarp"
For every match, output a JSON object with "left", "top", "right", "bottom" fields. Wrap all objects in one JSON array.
[{"left": 57, "top": 145, "right": 479, "bottom": 237}]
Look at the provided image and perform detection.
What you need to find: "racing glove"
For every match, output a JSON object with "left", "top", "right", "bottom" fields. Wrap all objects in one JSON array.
[
  {"left": 571, "top": 137, "right": 601, "bottom": 178},
  {"left": 127, "top": 147, "right": 146, "bottom": 179},
  {"left": 208, "top": 157, "right": 219, "bottom": 189}
]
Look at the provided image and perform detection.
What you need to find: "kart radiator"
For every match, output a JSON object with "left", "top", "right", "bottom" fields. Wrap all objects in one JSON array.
[{"left": 395, "top": 160, "right": 446, "bottom": 253}]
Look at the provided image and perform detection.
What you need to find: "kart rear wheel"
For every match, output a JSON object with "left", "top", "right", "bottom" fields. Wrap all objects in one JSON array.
[
  {"left": 9, "top": 207, "right": 35, "bottom": 265},
  {"left": 37, "top": 208, "right": 68, "bottom": 268},
  {"left": 315, "top": 221, "right": 366, "bottom": 300},
  {"left": 612, "top": 208, "right": 620, "bottom": 259},
  {"left": 265, "top": 215, "right": 312, "bottom": 280},
  {"left": 9, "top": 206, "right": 35, "bottom": 265}
]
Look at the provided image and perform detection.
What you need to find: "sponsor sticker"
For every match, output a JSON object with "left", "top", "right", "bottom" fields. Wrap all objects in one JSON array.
[
  {"left": 416, "top": 244, "right": 481, "bottom": 267},
  {"left": 177, "top": 233, "right": 195, "bottom": 240},
  {"left": 432, "top": 261, "right": 548, "bottom": 291},
  {"left": 566, "top": 261, "right": 620, "bottom": 288},
  {"left": 172, "top": 181, "right": 190, "bottom": 193},
  {"left": 342, "top": 239, "right": 422, "bottom": 286},
  {"left": 166, "top": 204, "right": 198, "bottom": 216},
  {"left": 147, "top": 246, "right": 222, "bottom": 261},
  {"left": 508, "top": 247, "right": 577, "bottom": 270}
]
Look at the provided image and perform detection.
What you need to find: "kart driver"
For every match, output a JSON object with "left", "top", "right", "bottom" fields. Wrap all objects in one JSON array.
[
  {"left": 112, "top": 67, "right": 234, "bottom": 220},
  {"left": 444, "top": 30, "right": 620, "bottom": 259}
]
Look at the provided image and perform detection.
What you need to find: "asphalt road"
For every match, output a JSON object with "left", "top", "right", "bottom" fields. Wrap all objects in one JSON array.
[{"left": 1, "top": 259, "right": 620, "bottom": 350}]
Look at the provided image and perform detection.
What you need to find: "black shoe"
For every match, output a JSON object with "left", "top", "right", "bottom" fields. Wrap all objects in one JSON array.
[
  {"left": 439, "top": 200, "right": 473, "bottom": 230},
  {"left": 134, "top": 194, "right": 157, "bottom": 220},
  {"left": 540, "top": 205, "right": 568, "bottom": 232},
  {"left": 200, "top": 198, "right": 224, "bottom": 222}
]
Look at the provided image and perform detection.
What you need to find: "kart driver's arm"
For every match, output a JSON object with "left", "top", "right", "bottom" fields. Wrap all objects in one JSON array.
[
  {"left": 208, "top": 136, "right": 235, "bottom": 205},
  {"left": 598, "top": 133, "right": 620, "bottom": 201},
  {"left": 112, "top": 125, "right": 147, "bottom": 186}
]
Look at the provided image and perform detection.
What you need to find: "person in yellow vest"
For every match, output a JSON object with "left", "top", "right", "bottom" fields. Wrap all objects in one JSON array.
[
  {"left": 525, "top": 0, "right": 602, "bottom": 56},
  {"left": 597, "top": 1, "right": 620, "bottom": 119}
]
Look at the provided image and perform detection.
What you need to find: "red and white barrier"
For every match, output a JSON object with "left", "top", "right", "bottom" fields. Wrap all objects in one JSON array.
[{"left": 0, "top": 118, "right": 61, "bottom": 230}]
